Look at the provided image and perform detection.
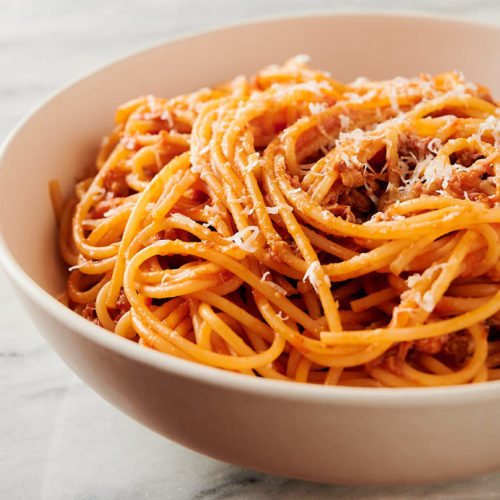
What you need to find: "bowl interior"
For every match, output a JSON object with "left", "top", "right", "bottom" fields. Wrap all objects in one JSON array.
[{"left": 1, "top": 12, "right": 500, "bottom": 297}]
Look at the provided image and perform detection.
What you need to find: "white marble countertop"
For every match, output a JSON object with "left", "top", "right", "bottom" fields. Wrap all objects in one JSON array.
[{"left": 2, "top": 1, "right": 500, "bottom": 498}]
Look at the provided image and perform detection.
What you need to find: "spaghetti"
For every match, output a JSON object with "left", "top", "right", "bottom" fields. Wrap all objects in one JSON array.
[{"left": 56, "top": 57, "right": 500, "bottom": 387}]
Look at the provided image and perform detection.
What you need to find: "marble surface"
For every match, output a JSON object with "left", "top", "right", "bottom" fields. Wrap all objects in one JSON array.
[{"left": 2, "top": 1, "right": 500, "bottom": 498}]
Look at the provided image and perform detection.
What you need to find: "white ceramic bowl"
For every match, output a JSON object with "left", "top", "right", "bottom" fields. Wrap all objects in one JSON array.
[{"left": 2, "top": 13, "right": 500, "bottom": 485}]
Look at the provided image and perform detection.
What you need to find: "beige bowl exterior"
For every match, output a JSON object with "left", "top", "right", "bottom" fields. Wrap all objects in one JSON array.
[{"left": 1, "top": 13, "right": 500, "bottom": 484}]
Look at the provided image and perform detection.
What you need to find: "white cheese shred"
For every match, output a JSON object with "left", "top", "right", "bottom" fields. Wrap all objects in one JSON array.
[
  {"left": 303, "top": 261, "right": 329, "bottom": 293},
  {"left": 223, "top": 226, "right": 260, "bottom": 253}
]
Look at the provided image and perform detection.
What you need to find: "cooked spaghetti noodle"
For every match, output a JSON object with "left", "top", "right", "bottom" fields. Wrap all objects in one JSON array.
[{"left": 56, "top": 57, "right": 500, "bottom": 387}]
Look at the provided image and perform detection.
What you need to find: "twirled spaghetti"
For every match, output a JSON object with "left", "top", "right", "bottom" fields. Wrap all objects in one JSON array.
[{"left": 55, "top": 56, "right": 500, "bottom": 387}]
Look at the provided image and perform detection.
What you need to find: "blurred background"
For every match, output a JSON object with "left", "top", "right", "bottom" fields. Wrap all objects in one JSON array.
[{"left": 2, "top": 1, "right": 500, "bottom": 499}]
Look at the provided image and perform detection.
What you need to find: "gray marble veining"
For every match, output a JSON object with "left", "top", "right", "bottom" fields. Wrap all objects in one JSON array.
[{"left": 2, "top": 1, "right": 500, "bottom": 498}]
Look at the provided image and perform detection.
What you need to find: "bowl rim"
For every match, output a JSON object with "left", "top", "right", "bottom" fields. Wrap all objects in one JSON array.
[{"left": 2, "top": 10, "right": 500, "bottom": 406}]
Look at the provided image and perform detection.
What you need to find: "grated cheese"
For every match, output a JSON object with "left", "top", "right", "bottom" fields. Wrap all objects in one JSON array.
[
  {"left": 303, "top": 261, "right": 329, "bottom": 293},
  {"left": 265, "top": 206, "right": 280, "bottom": 215},
  {"left": 102, "top": 207, "right": 122, "bottom": 218},
  {"left": 292, "top": 54, "right": 311, "bottom": 65},
  {"left": 88, "top": 186, "right": 106, "bottom": 199},
  {"left": 227, "top": 195, "right": 245, "bottom": 204},
  {"left": 416, "top": 290, "right": 436, "bottom": 313},
  {"left": 317, "top": 124, "right": 335, "bottom": 144},
  {"left": 340, "top": 151, "right": 352, "bottom": 167},
  {"left": 68, "top": 261, "right": 88, "bottom": 272},
  {"left": 277, "top": 311, "right": 290, "bottom": 321},
  {"left": 406, "top": 273, "right": 421, "bottom": 288},
  {"left": 146, "top": 94, "right": 157, "bottom": 111},
  {"left": 478, "top": 115, "right": 500, "bottom": 147},
  {"left": 339, "top": 114, "right": 350, "bottom": 130},
  {"left": 427, "top": 138, "right": 442, "bottom": 155},
  {"left": 161, "top": 110, "right": 174, "bottom": 129},
  {"left": 223, "top": 226, "right": 260, "bottom": 253},
  {"left": 293, "top": 80, "right": 331, "bottom": 97},
  {"left": 309, "top": 102, "right": 327, "bottom": 115},
  {"left": 267, "top": 281, "right": 288, "bottom": 296},
  {"left": 388, "top": 90, "right": 399, "bottom": 113},
  {"left": 245, "top": 153, "right": 260, "bottom": 174},
  {"left": 351, "top": 76, "right": 369, "bottom": 87}
]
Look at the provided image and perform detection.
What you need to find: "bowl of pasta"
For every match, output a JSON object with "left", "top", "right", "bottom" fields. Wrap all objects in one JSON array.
[{"left": 1, "top": 12, "right": 500, "bottom": 484}]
